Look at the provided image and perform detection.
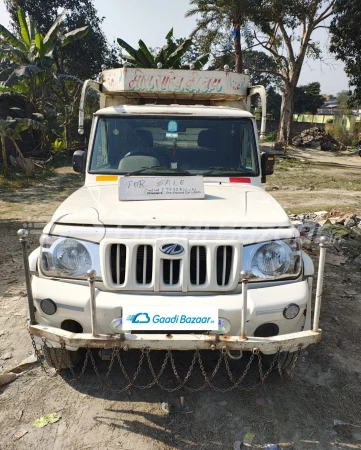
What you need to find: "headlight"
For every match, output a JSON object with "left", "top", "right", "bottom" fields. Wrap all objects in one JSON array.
[
  {"left": 40, "top": 235, "right": 101, "bottom": 279},
  {"left": 243, "top": 239, "right": 301, "bottom": 281}
]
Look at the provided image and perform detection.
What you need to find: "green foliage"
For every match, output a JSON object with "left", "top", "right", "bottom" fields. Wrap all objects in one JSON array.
[
  {"left": 5, "top": 0, "right": 117, "bottom": 80},
  {"left": 117, "top": 28, "right": 209, "bottom": 69},
  {"left": 186, "top": 0, "right": 337, "bottom": 144},
  {"left": 336, "top": 90, "right": 352, "bottom": 111},
  {"left": 261, "top": 131, "right": 277, "bottom": 142},
  {"left": 0, "top": 7, "right": 89, "bottom": 115},
  {"left": 330, "top": 0, "right": 361, "bottom": 105},
  {"left": 294, "top": 82, "right": 324, "bottom": 114},
  {"left": 266, "top": 86, "right": 282, "bottom": 121},
  {"left": 328, "top": 126, "right": 353, "bottom": 146},
  {"left": 186, "top": 0, "right": 254, "bottom": 73}
]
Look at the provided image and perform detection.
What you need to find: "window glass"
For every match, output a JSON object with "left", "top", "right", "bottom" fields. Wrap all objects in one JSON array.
[{"left": 89, "top": 116, "right": 259, "bottom": 176}]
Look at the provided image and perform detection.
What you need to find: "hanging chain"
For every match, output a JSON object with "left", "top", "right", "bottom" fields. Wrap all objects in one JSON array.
[
  {"left": 289, "top": 346, "right": 303, "bottom": 373},
  {"left": 32, "top": 331, "right": 307, "bottom": 392},
  {"left": 30, "top": 334, "right": 48, "bottom": 374}
]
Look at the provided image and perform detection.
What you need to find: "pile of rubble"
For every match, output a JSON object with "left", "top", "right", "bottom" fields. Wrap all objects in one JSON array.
[
  {"left": 290, "top": 211, "right": 361, "bottom": 266},
  {"left": 292, "top": 127, "right": 347, "bottom": 152}
]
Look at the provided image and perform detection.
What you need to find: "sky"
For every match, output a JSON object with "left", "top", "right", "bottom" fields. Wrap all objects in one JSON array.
[{"left": 0, "top": 0, "right": 350, "bottom": 95}]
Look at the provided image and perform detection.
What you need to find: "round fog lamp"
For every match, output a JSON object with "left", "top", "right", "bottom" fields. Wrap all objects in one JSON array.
[
  {"left": 110, "top": 318, "right": 124, "bottom": 333},
  {"left": 40, "top": 298, "right": 57, "bottom": 315},
  {"left": 283, "top": 304, "right": 300, "bottom": 320},
  {"left": 217, "top": 318, "right": 231, "bottom": 334}
]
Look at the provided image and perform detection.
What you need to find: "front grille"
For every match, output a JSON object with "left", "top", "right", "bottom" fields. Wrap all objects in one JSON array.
[
  {"left": 110, "top": 244, "right": 127, "bottom": 285},
  {"left": 216, "top": 246, "right": 233, "bottom": 286},
  {"left": 163, "top": 259, "right": 181, "bottom": 285},
  {"left": 106, "top": 240, "right": 240, "bottom": 291},
  {"left": 190, "top": 246, "right": 207, "bottom": 285},
  {"left": 136, "top": 245, "right": 153, "bottom": 284}
]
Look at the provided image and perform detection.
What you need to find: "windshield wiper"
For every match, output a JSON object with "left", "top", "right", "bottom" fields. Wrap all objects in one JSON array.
[
  {"left": 125, "top": 166, "right": 193, "bottom": 176},
  {"left": 201, "top": 167, "right": 251, "bottom": 176}
]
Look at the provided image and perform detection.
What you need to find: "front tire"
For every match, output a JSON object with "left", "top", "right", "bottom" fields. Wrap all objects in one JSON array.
[
  {"left": 261, "top": 351, "right": 297, "bottom": 371},
  {"left": 43, "top": 347, "right": 83, "bottom": 370}
]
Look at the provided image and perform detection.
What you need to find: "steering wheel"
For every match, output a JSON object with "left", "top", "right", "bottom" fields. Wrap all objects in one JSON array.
[{"left": 124, "top": 148, "right": 172, "bottom": 166}]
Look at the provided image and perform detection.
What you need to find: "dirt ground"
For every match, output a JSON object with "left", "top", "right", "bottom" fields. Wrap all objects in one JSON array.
[{"left": 1, "top": 149, "right": 361, "bottom": 450}]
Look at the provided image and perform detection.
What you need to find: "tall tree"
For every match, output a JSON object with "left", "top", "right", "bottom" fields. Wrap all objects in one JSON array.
[
  {"left": 330, "top": 0, "right": 361, "bottom": 105},
  {"left": 185, "top": 0, "right": 253, "bottom": 73},
  {"left": 208, "top": 37, "right": 279, "bottom": 88},
  {"left": 251, "top": 0, "right": 336, "bottom": 144},
  {"left": 188, "top": 0, "right": 337, "bottom": 144}
]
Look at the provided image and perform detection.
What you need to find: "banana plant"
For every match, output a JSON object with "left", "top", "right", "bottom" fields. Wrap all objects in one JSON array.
[
  {"left": 117, "top": 28, "right": 209, "bottom": 69},
  {"left": 0, "top": 8, "right": 89, "bottom": 114}
]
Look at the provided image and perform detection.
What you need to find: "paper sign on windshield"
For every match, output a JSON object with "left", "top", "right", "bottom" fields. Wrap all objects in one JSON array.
[
  {"left": 122, "top": 306, "right": 218, "bottom": 331},
  {"left": 119, "top": 176, "right": 205, "bottom": 201}
]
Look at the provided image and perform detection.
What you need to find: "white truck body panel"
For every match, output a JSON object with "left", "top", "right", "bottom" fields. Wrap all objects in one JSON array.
[{"left": 49, "top": 183, "right": 290, "bottom": 228}]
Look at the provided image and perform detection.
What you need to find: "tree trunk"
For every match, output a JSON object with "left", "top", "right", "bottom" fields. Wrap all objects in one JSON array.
[
  {"left": 1, "top": 135, "right": 8, "bottom": 178},
  {"left": 278, "top": 82, "right": 296, "bottom": 145},
  {"left": 233, "top": 25, "right": 243, "bottom": 74},
  {"left": 66, "top": 125, "right": 72, "bottom": 150},
  {"left": 64, "top": 106, "right": 73, "bottom": 150}
]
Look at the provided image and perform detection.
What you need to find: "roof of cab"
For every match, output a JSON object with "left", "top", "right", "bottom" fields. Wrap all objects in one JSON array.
[{"left": 94, "top": 104, "right": 254, "bottom": 118}]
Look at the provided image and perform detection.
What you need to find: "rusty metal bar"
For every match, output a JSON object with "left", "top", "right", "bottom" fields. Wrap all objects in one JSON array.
[
  {"left": 18, "top": 229, "right": 36, "bottom": 325},
  {"left": 305, "top": 276, "right": 313, "bottom": 331},
  {"left": 29, "top": 324, "right": 322, "bottom": 352},
  {"left": 240, "top": 271, "right": 249, "bottom": 340},
  {"left": 313, "top": 236, "right": 329, "bottom": 332},
  {"left": 87, "top": 269, "right": 98, "bottom": 336}
]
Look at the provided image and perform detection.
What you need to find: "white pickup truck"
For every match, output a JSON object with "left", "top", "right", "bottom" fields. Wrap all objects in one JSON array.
[{"left": 20, "top": 67, "right": 327, "bottom": 369}]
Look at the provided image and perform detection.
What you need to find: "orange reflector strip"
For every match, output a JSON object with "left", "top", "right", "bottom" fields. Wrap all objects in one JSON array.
[
  {"left": 96, "top": 175, "right": 118, "bottom": 182},
  {"left": 229, "top": 177, "right": 251, "bottom": 183}
]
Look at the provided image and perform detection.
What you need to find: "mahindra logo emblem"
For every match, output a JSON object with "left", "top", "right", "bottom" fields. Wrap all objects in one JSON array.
[{"left": 160, "top": 243, "right": 184, "bottom": 255}]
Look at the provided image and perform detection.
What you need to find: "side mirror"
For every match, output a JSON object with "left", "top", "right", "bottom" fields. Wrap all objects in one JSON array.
[
  {"left": 261, "top": 152, "right": 275, "bottom": 183},
  {"left": 73, "top": 150, "right": 86, "bottom": 173}
]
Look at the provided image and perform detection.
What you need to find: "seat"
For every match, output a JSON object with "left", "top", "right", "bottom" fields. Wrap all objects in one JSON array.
[
  {"left": 198, "top": 129, "right": 219, "bottom": 149},
  {"left": 197, "top": 129, "right": 226, "bottom": 168},
  {"left": 135, "top": 129, "right": 153, "bottom": 147},
  {"left": 118, "top": 155, "right": 160, "bottom": 172}
]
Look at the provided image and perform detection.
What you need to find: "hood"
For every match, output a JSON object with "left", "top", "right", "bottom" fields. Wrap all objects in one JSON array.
[{"left": 51, "top": 183, "right": 290, "bottom": 229}]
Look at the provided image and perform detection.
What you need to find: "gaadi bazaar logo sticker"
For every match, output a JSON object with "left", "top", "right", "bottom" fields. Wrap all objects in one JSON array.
[{"left": 123, "top": 306, "right": 218, "bottom": 331}]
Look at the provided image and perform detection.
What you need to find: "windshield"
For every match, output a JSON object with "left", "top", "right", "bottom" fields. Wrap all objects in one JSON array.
[{"left": 89, "top": 116, "right": 259, "bottom": 176}]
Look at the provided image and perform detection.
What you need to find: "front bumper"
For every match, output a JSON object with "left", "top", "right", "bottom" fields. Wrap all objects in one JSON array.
[
  {"left": 29, "top": 323, "right": 322, "bottom": 352},
  {"left": 29, "top": 275, "right": 319, "bottom": 353}
]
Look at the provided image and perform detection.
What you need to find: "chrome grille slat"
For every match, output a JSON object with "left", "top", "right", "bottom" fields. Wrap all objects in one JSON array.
[
  {"left": 116, "top": 244, "right": 120, "bottom": 284},
  {"left": 222, "top": 245, "right": 227, "bottom": 286},
  {"left": 190, "top": 245, "right": 207, "bottom": 286},
  {"left": 136, "top": 245, "right": 153, "bottom": 285},
  {"left": 196, "top": 246, "right": 200, "bottom": 285},
  {"left": 110, "top": 244, "right": 126, "bottom": 285},
  {"left": 163, "top": 259, "right": 180, "bottom": 285},
  {"left": 170, "top": 260, "right": 173, "bottom": 285},
  {"left": 216, "top": 246, "right": 233, "bottom": 287},
  {"left": 143, "top": 245, "right": 147, "bottom": 284}
]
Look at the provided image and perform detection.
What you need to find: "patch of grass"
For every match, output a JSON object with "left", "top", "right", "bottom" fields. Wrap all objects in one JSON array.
[
  {"left": 0, "top": 166, "right": 56, "bottom": 192},
  {"left": 269, "top": 157, "right": 361, "bottom": 192},
  {"left": 0, "top": 151, "right": 79, "bottom": 193}
]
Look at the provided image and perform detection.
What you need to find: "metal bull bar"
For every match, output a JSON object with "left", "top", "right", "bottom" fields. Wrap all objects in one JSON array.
[{"left": 19, "top": 230, "right": 328, "bottom": 352}]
